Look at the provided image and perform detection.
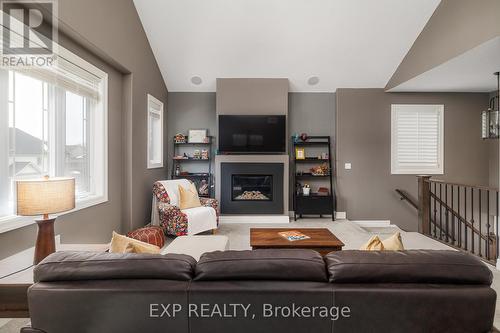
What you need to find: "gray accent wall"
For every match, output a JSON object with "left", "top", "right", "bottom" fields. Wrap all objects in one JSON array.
[
  {"left": 0, "top": 0, "right": 168, "bottom": 260},
  {"left": 288, "top": 93, "right": 336, "bottom": 208},
  {"left": 166, "top": 92, "right": 216, "bottom": 177},
  {"left": 336, "top": 89, "right": 490, "bottom": 231},
  {"left": 489, "top": 140, "right": 498, "bottom": 188},
  {"left": 167, "top": 92, "right": 336, "bottom": 209},
  {"left": 216, "top": 78, "right": 289, "bottom": 115},
  {"left": 289, "top": 93, "right": 335, "bottom": 137}
]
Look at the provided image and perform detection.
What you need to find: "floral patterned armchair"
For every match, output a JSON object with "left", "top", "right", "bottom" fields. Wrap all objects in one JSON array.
[{"left": 152, "top": 179, "right": 219, "bottom": 236}]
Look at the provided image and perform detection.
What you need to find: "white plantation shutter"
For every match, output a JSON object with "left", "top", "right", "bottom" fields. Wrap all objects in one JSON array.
[{"left": 391, "top": 104, "right": 444, "bottom": 174}]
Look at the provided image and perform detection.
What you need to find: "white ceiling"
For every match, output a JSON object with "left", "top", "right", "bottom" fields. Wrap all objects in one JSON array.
[
  {"left": 389, "top": 37, "right": 500, "bottom": 92},
  {"left": 133, "top": 0, "right": 441, "bottom": 92}
]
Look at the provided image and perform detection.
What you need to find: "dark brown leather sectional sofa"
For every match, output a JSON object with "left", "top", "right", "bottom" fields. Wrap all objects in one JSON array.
[{"left": 22, "top": 249, "right": 496, "bottom": 333}]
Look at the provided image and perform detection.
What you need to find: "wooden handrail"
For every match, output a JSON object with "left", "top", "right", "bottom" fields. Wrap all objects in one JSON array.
[
  {"left": 395, "top": 188, "right": 454, "bottom": 240},
  {"left": 427, "top": 179, "right": 498, "bottom": 192},
  {"left": 395, "top": 189, "right": 418, "bottom": 210}
]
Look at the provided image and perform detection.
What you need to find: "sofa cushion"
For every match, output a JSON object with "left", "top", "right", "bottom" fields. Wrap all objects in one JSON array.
[
  {"left": 34, "top": 251, "right": 196, "bottom": 282},
  {"left": 183, "top": 206, "right": 218, "bottom": 235},
  {"left": 195, "top": 249, "right": 327, "bottom": 282},
  {"left": 325, "top": 250, "right": 492, "bottom": 285}
]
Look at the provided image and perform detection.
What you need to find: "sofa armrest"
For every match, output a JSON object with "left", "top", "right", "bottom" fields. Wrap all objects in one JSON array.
[{"left": 199, "top": 198, "right": 219, "bottom": 213}]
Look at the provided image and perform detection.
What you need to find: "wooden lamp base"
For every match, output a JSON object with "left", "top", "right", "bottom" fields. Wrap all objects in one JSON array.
[{"left": 34, "top": 217, "right": 56, "bottom": 265}]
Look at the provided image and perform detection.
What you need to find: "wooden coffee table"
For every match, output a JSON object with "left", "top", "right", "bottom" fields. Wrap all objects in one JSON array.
[{"left": 250, "top": 228, "right": 344, "bottom": 256}]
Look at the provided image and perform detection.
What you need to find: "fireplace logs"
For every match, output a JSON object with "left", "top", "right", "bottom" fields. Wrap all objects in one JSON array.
[{"left": 234, "top": 191, "right": 270, "bottom": 200}]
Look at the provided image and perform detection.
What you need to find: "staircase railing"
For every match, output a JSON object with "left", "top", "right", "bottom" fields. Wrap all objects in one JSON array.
[{"left": 398, "top": 176, "right": 499, "bottom": 265}]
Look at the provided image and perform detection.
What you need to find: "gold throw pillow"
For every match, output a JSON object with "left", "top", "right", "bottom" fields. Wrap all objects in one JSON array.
[
  {"left": 360, "top": 235, "right": 385, "bottom": 251},
  {"left": 178, "top": 183, "right": 201, "bottom": 210},
  {"left": 124, "top": 242, "right": 160, "bottom": 254},
  {"left": 382, "top": 232, "right": 405, "bottom": 251},
  {"left": 110, "top": 231, "right": 160, "bottom": 253}
]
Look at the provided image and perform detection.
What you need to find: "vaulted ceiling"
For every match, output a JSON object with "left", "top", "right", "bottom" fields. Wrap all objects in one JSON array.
[
  {"left": 389, "top": 37, "right": 500, "bottom": 92},
  {"left": 133, "top": 0, "right": 441, "bottom": 92}
]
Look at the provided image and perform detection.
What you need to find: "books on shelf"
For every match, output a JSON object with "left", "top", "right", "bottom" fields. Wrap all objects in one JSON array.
[{"left": 278, "top": 230, "right": 311, "bottom": 242}]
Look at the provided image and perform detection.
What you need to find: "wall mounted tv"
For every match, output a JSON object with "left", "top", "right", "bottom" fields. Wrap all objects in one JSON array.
[{"left": 218, "top": 115, "right": 286, "bottom": 153}]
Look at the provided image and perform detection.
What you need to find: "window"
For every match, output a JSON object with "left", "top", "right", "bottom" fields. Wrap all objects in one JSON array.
[
  {"left": 0, "top": 47, "right": 108, "bottom": 231},
  {"left": 147, "top": 94, "right": 164, "bottom": 169},
  {"left": 391, "top": 104, "right": 444, "bottom": 175}
]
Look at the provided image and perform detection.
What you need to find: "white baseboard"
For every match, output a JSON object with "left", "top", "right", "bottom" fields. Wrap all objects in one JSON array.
[
  {"left": 336, "top": 212, "right": 347, "bottom": 220},
  {"left": 220, "top": 215, "right": 290, "bottom": 224},
  {"left": 351, "top": 220, "right": 393, "bottom": 228}
]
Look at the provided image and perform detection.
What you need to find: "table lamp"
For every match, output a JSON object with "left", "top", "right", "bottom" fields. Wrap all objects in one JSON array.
[{"left": 16, "top": 176, "right": 75, "bottom": 264}]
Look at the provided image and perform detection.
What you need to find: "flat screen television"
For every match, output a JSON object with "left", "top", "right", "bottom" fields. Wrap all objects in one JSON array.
[{"left": 218, "top": 115, "right": 286, "bottom": 153}]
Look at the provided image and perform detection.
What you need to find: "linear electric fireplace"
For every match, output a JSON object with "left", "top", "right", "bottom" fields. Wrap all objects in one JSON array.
[
  {"left": 232, "top": 174, "right": 273, "bottom": 201},
  {"left": 221, "top": 163, "right": 283, "bottom": 214}
]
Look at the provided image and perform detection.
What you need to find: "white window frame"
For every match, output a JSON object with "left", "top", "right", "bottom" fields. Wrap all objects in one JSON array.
[
  {"left": 391, "top": 104, "right": 444, "bottom": 175},
  {"left": 0, "top": 45, "right": 108, "bottom": 234},
  {"left": 147, "top": 94, "right": 164, "bottom": 169}
]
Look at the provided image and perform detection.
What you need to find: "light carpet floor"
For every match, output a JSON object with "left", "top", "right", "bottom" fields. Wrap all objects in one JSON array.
[{"left": 181, "top": 218, "right": 455, "bottom": 251}]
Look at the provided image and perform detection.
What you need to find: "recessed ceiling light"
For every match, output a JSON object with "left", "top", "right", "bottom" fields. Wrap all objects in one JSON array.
[
  {"left": 191, "top": 76, "right": 202, "bottom": 85},
  {"left": 307, "top": 76, "right": 320, "bottom": 86}
]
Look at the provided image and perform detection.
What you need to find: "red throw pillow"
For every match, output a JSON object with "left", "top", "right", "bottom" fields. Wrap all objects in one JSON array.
[{"left": 127, "top": 226, "right": 165, "bottom": 248}]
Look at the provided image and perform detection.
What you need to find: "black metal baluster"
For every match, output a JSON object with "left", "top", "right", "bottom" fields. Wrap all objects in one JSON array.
[
  {"left": 486, "top": 190, "right": 491, "bottom": 260},
  {"left": 496, "top": 191, "right": 499, "bottom": 262},
  {"left": 433, "top": 182, "right": 437, "bottom": 237},
  {"left": 464, "top": 186, "right": 469, "bottom": 251},
  {"left": 458, "top": 186, "right": 461, "bottom": 248},
  {"left": 439, "top": 183, "right": 443, "bottom": 240},
  {"left": 479, "top": 189, "right": 482, "bottom": 257},
  {"left": 429, "top": 190, "right": 432, "bottom": 235},
  {"left": 451, "top": 185, "right": 455, "bottom": 244},
  {"left": 471, "top": 188, "right": 475, "bottom": 254},
  {"left": 445, "top": 184, "right": 449, "bottom": 243}
]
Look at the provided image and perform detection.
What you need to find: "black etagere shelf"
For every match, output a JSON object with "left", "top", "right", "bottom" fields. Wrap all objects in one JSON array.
[
  {"left": 292, "top": 136, "right": 336, "bottom": 221},
  {"left": 171, "top": 136, "right": 213, "bottom": 198}
]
